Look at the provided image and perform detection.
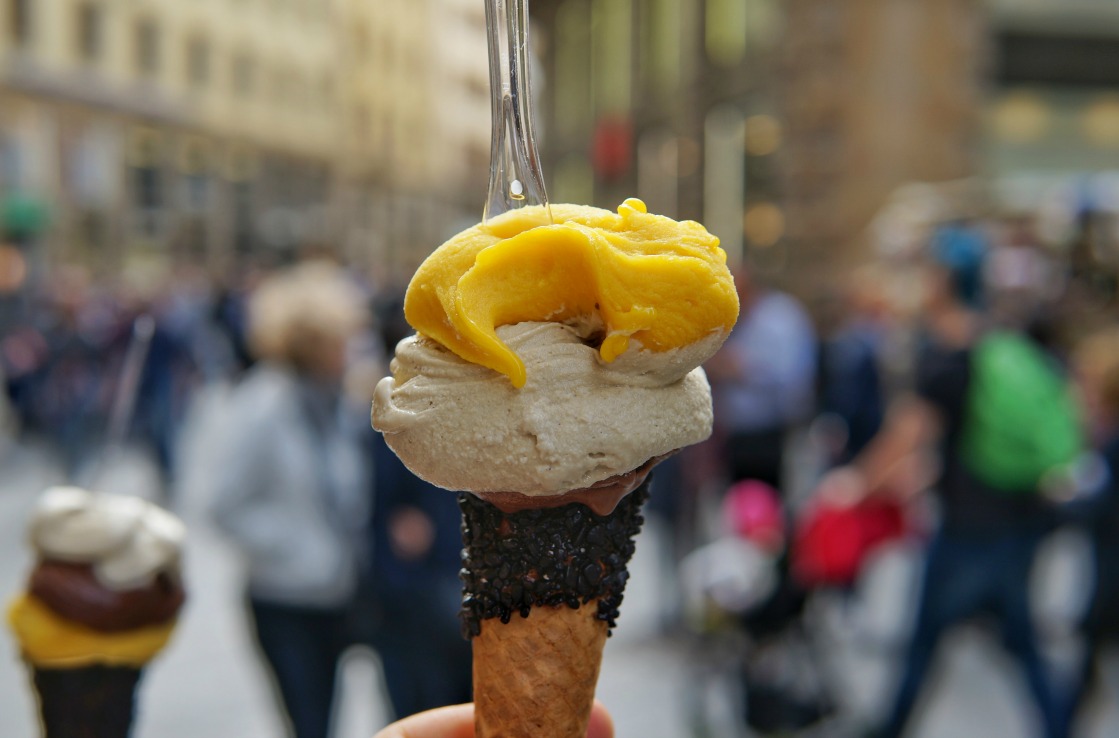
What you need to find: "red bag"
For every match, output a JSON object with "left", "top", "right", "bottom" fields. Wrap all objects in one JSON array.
[{"left": 792, "top": 497, "right": 907, "bottom": 588}]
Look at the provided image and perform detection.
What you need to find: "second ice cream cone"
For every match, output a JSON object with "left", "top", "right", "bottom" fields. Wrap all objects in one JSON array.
[
  {"left": 6, "top": 488, "right": 187, "bottom": 738},
  {"left": 32, "top": 665, "right": 141, "bottom": 738}
]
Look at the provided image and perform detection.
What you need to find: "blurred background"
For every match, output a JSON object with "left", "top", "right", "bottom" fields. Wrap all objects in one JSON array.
[{"left": 3, "top": 0, "right": 1119, "bottom": 737}]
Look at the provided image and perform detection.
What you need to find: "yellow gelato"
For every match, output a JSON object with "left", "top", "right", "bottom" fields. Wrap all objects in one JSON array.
[
  {"left": 8, "top": 595, "right": 177, "bottom": 669},
  {"left": 405, "top": 198, "right": 739, "bottom": 388}
]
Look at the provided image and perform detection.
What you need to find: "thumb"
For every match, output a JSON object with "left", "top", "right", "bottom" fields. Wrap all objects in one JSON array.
[
  {"left": 587, "top": 700, "right": 615, "bottom": 738},
  {"left": 373, "top": 700, "right": 614, "bottom": 738},
  {"left": 372, "top": 703, "right": 474, "bottom": 738}
]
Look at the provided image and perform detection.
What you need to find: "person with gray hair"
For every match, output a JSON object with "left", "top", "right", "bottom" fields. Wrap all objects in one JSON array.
[{"left": 207, "top": 260, "right": 372, "bottom": 738}]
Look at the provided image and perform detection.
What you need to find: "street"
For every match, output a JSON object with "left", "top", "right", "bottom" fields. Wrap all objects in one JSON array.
[{"left": 0, "top": 388, "right": 1118, "bottom": 737}]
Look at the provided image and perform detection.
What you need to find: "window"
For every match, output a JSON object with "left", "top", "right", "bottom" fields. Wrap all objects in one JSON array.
[
  {"left": 352, "top": 26, "right": 369, "bottom": 63},
  {"left": 555, "top": 0, "right": 591, "bottom": 137},
  {"left": 270, "top": 68, "right": 286, "bottom": 106},
  {"left": 289, "top": 73, "right": 307, "bottom": 109},
  {"left": 705, "top": 0, "right": 747, "bottom": 67},
  {"left": 232, "top": 52, "right": 255, "bottom": 97},
  {"left": 76, "top": 2, "right": 102, "bottom": 63},
  {"left": 354, "top": 105, "right": 370, "bottom": 143},
  {"left": 9, "top": 0, "right": 31, "bottom": 46},
  {"left": 0, "top": 133, "right": 19, "bottom": 189},
  {"left": 134, "top": 18, "right": 159, "bottom": 76},
  {"left": 186, "top": 36, "right": 210, "bottom": 88},
  {"left": 232, "top": 181, "right": 254, "bottom": 252},
  {"left": 135, "top": 166, "right": 162, "bottom": 210},
  {"left": 592, "top": 0, "right": 632, "bottom": 115},
  {"left": 997, "top": 32, "right": 1119, "bottom": 87}
]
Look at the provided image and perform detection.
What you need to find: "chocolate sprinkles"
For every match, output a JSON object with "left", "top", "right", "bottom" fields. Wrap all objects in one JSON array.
[{"left": 458, "top": 478, "right": 650, "bottom": 639}]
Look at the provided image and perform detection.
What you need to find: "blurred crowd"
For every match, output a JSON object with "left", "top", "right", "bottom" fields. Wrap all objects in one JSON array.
[
  {"left": 0, "top": 259, "right": 473, "bottom": 738},
  {"left": 686, "top": 188, "right": 1119, "bottom": 738},
  {"left": 0, "top": 263, "right": 255, "bottom": 479},
  {"left": 2, "top": 183, "right": 1119, "bottom": 738}
]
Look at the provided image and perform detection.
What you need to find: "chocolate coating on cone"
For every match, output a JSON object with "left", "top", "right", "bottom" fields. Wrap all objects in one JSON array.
[
  {"left": 458, "top": 478, "right": 649, "bottom": 639},
  {"left": 474, "top": 454, "right": 665, "bottom": 515}
]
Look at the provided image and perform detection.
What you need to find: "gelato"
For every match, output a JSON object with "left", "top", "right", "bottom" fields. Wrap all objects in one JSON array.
[
  {"left": 372, "top": 197, "right": 737, "bottom": 738},
  {"left": 374, "top": 198, "right": 738, "bottom": 500},
  {"left": 7, "top": 486, "right": 186, "bottom": 738}
]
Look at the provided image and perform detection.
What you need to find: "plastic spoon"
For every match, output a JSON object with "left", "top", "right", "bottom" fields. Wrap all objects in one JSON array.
[{"left": 483, "top": 0, "right": 552, "bottom": 223}]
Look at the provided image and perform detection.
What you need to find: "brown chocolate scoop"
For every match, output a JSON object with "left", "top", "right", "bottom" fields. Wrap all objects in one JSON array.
[
  {"left": 29, "top": 561, "right": 185, "bottom": 633},
  {"left": 474, "top": 453, "right": 671, "bottom": 515}
]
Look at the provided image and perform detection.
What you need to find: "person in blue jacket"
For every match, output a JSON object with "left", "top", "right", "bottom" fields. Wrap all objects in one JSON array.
[
  {"left": 365, "top": 296, "right": 471, "bottom": 721},
  {"left": 1063, "top": 329, "right": 1119, "bottom": 736}
]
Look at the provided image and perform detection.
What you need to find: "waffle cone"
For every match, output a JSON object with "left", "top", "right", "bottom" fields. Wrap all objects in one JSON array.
[
  {"left": 473, "top": 603, "right": 607, "bottom": 738},
  {"left": 31, "top": 664, "right": 141, "bottom": 738},
  {"left": 459, "top": 480, "right": 651, "bottom": 737}
]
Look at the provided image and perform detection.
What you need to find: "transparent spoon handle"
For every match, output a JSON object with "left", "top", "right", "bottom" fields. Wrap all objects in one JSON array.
[{"left": 483, "top": 0, "right": 551, "bottom": 223}]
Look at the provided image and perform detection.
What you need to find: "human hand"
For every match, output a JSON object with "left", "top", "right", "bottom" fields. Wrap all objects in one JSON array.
[
  {"left": 815, "top": 466, "right": 868, "bottom": 508},
  {"left": 373, "top": 701, "right": 615, "bottom": 738},
  {"left": 702, "top": 347, "right": 742, "bottom": 382},
  {"left": 878, "top": 450, "right": 938, "bottom": 502},
  {"left": 388, "top": 506, "right": 435, "bottom": 561}
]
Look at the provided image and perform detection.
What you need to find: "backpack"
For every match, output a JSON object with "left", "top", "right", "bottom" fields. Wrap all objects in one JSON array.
[{"left": 958, "top": 332, "right": 1082, "bottom": 495}]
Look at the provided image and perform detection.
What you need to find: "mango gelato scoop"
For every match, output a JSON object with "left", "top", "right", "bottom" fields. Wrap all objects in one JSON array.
[
  {"left": 405, "top": 198, "right": 737, "bottom": 388},
  {"left": 373, "top": 198, "right": 739, "bottom": 498}
]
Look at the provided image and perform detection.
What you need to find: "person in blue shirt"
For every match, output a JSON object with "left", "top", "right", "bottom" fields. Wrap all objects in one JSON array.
[{"left": 706, "top": 266, "right": 817, "bottom": 492}]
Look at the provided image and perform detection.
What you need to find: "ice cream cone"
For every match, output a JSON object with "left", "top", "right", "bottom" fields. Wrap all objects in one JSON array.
[
  {"left": 473, "top": 603, "right": 606, "bottom": 738},
  {"left": 6, "top": 488, "right": 186, "bottom": 738},
  {"left": 32, "top": 665, "right": 141, "bottom": 738},
  {"left": 459, "top": 479, "right": 649, "bottom": 738},
  {"left": 371, "top": 196, "right": 738, "bottom": 736}
]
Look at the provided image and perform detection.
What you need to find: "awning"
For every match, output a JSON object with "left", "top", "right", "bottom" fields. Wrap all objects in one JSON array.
[{"left": 1, "top": 193, "right": 50, "bottom": 238}]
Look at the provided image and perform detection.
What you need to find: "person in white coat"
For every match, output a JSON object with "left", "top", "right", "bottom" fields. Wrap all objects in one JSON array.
[{"left": 209, "top": 261, "right": 370, "bottom": 738}]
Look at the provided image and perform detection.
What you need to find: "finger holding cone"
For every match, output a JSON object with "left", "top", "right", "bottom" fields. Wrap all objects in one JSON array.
[{"left": 372, "top": 700, "right": 615, "bottom": 738}]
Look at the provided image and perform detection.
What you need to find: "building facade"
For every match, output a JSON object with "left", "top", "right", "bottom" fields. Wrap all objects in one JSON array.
[
  {"left": 0, "top": 0, "right": 490, "bottom": 283},
  {"left": 530, "top": 0, "right": 983, "bottom": 295},
  {"left": 336, "top": 0, "right": 491, "bottom": 287},
  {"left": 780, "top": 0, "right": 984, "bottom": 290},
  {"left": 984, "top": 0, "right": 1119, "bottom": 220}
]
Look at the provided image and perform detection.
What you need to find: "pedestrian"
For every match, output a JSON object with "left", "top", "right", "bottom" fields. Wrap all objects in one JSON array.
[
  {"left": 206, "top": 261, "right": 371, "bottom": 738},
  {"left": 834, "top": 234, "right": 1077, "bottom": 738},
  {"left": 131, "top": 304, "right": 197, "bottom": 488},
  {"left": 362, "top": 297, "right": 472, "bottom": 721},
  {"left": 366, "top": 432, "right": 473, "bottom": 719},
  {"left": 703, "top": 268, "right": 821, "bottom": 731},
  {"left": 1062, "top": 328, "right": 1119, "bottom": 736},
  {"left": 706, "top": 266, "right": 817, "bottom": 491},
  {"left": 816, "top": 266, "right": 890, "bottom": 466}
]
